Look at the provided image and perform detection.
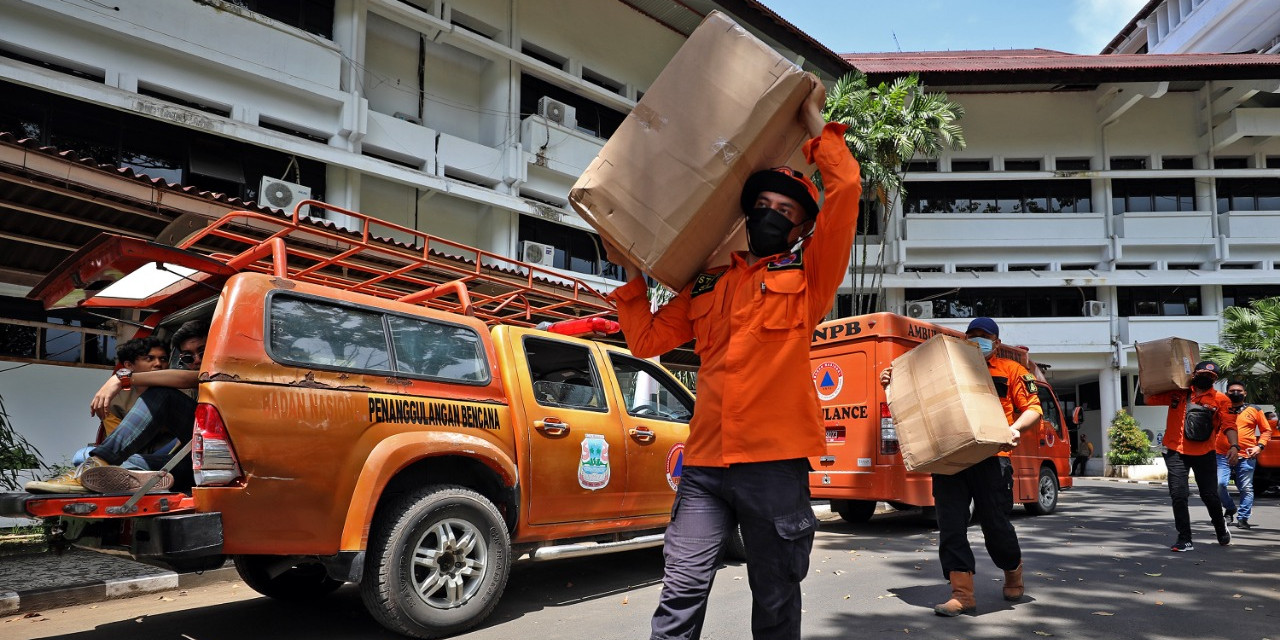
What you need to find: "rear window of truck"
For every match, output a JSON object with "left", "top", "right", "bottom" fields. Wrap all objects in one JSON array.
[{"left": 268, "top": 293, "right": 489, "bottom": 384}]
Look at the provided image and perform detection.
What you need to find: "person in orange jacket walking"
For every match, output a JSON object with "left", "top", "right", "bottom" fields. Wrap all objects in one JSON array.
[
  {"left": 1144, "top": 361, "right": 1237, "bottom": 551},
  {"left": 880, "top": 317, "right": 1041, "bottom": 617},
  {"left": 1216, "top": 380, "right": 1272, "bottom": 529},
  {"left": 606, "top": 78, "right": 859, "bottom": 640}
]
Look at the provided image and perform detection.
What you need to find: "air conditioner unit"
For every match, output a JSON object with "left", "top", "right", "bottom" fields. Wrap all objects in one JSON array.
[
  {"left": 1083, "top": 300, "right": 1108, "bottom": 317},
  {"left": 521, "top": 241, "right": 556, "bottom": 268},
  {"left": 537, "top": 96, "right": 577, "bottom": 128},
  {"left": 259, "top": 177, "right": 314, "bottom": 218},
  {"left": 904, "top": 301, "right": 934, "bottom": 319}
]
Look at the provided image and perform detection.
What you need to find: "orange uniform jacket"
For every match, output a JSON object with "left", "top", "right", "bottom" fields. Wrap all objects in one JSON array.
[
  {"left": 1146, "top": 388, "right": 1233, "bottom": 456},
  {"left": 610, "top": 122, "right": 860, "bottom": 467},
  {"left": 986, "top": 356, "right": 1042, "bottom": 458},
  {"left": 1216, "top": 404, "right": 1273, "bottom": 457}
]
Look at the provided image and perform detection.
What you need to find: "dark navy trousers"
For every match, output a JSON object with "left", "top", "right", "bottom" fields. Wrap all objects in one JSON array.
[
  {"left": 650, "top": 459, "right": 815, "bottom": 640},
  {"left": 931, "top": 456, "right": 1021, "bottom": 577}
]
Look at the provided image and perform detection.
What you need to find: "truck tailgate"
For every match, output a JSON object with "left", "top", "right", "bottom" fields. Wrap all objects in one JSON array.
[{"left": 0, "top": 491, "right": 195, "bottom": 519}]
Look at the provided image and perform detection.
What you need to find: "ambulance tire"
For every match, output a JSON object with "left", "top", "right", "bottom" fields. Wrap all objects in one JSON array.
[
  {"left": 234, "top": 555, "right": 343, "bottom": 601},
  {"left": 723, "top": 524, "right": 747, "bottom": 561},
  {"left": 1025, "top": 466, "right": 1060, "bottom": 515},
  {"left": 831, "top": 499, "right": 876, "bottom": 524},
  {"left": 362, "top": 485, "right": 511, "bottom": 640}
]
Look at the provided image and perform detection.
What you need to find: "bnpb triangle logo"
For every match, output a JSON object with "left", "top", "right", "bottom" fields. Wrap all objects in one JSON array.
[{"left": 813, "top": 361, "right": 844, "bottom": 402}]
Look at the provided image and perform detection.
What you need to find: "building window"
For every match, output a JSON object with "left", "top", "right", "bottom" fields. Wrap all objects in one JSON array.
[
  {"left": 582, "top": 68, "right": 625, "bottom": 96},
  {"left": 0, "top": 80, "right": 326, "bottom": 201},
  {"left": 951, "top": 159, "right": 991, "bottom": 172},
  {"left": 904, "top": 160, "right": 938, "bottom": 172},
  {"left": 1214, "top": 156, "right": 1249, "bottom": 169},
  {"left": 1055, "top": 158, "right": 1092, "bottom": 171},
  {"left": 522, "top": 41, "right": 567, "bottom": 70},
  {"left": 1216, "top": 178, "right": 1280, "bottom": 212},
  {"left": 902, "top": 287, "right": 1097, "bottom": 318},
  {"left": 520, "top": 73, "right": 626, "bottom": 139},
  {"left": 1004, "top": 159, "right": 1042, "bottom": 171},
  {"left": 857, "top": 197, "right": 882, "bottom": 235},
  {"left": 1110, "top": 179, "right": 1194, "bottom": 213},
  {"left": 1116, "top": 286, "right": 1202, "bottom": 316},
  {"left": 903, "top": 180, "right": 1091, "bottom": 214},
  {"left": 237, "top": 0, "right": 334, "bottom": 38},
  {"left": 519, "top": 216, "right": 617, "bottom": 278},
  {"left": 1110, "top": 157, "right": 1148, "bottom": 170},
  {"left": 447, "top": 8, "right": 500, "bottom": 40},
  {"left": 0, "top": 297, "right": 116, "bottom": 367},
  {"left": 1161, "top": 157, "right": 1194, "bottom": 170},
  {"left": 1222, "top": 285, "right": 1280, "bottom": 309}
]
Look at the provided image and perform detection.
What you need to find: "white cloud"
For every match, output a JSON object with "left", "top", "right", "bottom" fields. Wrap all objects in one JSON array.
[{"left": 1072, "top": 0, "right": 1150, "bottom": 54}]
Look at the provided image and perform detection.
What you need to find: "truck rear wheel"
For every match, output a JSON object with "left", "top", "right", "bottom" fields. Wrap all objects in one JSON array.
[
  {"left": 361, "top": 485, "right": 511, "bottom": 639},
  {"left": 830, "top": 499, "right": 876, "bottom": 524},
  {"left": 233, "top": 555, "right": 343, "bottom": 601},
  {"left": 1024, "top": 466, "right": 1060, "bottom": 515}
]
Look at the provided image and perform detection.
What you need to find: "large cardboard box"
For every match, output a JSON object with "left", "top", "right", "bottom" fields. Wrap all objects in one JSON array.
[
  {"left": 887, "top": 334, "right": 1013, "bottom": 475},
  {"left": 569, "top": 10, "right": 814, "bottom": 290},
  {"left": 1135, "top": 337, "right": 1199, "bottom": 396}
]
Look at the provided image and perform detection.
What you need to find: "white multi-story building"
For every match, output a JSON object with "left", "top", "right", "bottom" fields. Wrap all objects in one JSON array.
[
  {"left": 0, "top": 0, "right": 847, "bottom": 464},
  {"left": 1103, "top": 0, "right": 1280, "bottom": 54},
  {"left": 844, "top": 48, "right": 1280, "bottom": 468}
]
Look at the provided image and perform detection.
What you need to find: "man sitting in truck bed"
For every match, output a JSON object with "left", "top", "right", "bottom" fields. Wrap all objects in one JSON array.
[{"left": 24, "top": 321, "right": 207, "bottom": 494}]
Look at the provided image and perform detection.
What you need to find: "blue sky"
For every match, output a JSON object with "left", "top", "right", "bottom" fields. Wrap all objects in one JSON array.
[{"left": 758, "top": 0, "right": 1150, "bottom": 55}]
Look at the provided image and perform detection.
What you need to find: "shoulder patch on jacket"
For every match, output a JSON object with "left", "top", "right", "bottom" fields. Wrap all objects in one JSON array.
[
  {"left": 1022, "top": 373, "right": 1038, "bottom": 394},
  {"left": 691, "top": 272, "right": 724, "bottom": 298},
  {"left": 766, "top": 250, "right": 804, "bottom": 271}
]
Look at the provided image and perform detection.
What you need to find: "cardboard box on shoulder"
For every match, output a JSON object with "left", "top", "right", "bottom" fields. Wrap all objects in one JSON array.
[
  {"left": 568, "top": 10, "right": 814, "bottom": 291},
  {"left": 1135, "top": 337, "right": 1199, "bottom": 396},
  {"left": 887, "top": 334, "right": 1013, "bottom": 475}
]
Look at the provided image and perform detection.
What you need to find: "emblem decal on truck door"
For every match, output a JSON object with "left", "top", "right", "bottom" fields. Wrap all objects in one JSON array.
[
  {"left": 665, "top": 443, "right": 685, "bottom": 491},
  {"left": 813, "top": 361, "right": 844, "bottom": 402},
  {"left": 579, "top": 434, "right": 611, "bottom": 490}
]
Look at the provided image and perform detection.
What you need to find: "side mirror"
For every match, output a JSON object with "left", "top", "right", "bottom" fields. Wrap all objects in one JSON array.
[{"left": 1072, "top": 406, "right": 1084, "bottom": 425}]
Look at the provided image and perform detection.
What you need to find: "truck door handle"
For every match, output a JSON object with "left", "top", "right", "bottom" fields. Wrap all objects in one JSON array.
[
  {"left": 534, "top": 418, "right": 569, "bottom": 436},
  {"left": 629, "top": 427, "right": 656, "bottom": 442}
]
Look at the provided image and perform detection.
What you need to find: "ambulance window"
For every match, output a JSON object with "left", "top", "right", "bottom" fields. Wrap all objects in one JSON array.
[
  {"left": 608, "top": 354, "right": 693, "bottom": 423},
  {"left": 386, "top": 315, "right": 488, "bottom": 383},
  {"left": 524, "top": 337, "right": 606, "bottom": 412},
  {"left": 1037, "top": 387, "right": 1063, "bottom": 437},
  {"left": 270, "top": 296, "right": 392, "bottom": 373}
]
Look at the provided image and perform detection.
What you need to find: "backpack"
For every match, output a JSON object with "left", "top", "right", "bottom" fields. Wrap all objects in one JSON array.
[{"left": 1183, "top": 393, "right": 1217, "bottom": 443}]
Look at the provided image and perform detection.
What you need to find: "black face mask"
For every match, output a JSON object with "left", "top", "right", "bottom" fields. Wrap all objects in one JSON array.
[
  {"left": 745, "top": 207, "right": 797, "bottom": 257},
  {"left": 1191, "top": 375, "right": 1213, "bottom": 390},
  {"left": 1227, "top": 392, "right": 1245, "bottom": 403}
]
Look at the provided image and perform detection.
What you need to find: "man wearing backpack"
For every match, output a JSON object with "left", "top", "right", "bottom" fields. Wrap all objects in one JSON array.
[
  {"left": 1143, "top": 362, "right": 1238, "bottom": 552},
  {"left": 1217, "top": 380, "right": 1272, "bottom": 529}
]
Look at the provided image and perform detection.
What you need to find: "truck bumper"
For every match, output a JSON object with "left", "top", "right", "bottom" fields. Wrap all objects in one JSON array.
[{"left": 133, "top": 512, "right": 224, "bottom": 560}]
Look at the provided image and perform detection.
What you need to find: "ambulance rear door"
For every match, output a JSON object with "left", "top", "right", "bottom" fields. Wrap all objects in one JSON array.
[{"left": 809, "top": 339, "right": 878, "bottom": 495}]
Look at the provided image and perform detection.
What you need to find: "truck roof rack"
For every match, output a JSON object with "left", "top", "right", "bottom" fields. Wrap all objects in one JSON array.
[{"left": 178, "top": 200, "right": 616, "bottom": 329}]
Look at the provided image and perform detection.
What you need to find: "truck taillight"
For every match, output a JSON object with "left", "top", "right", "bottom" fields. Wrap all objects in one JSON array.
[
  {"left": 879, "top": 402, "right": 899, "bottom": 455},
  {"left": 193, "top": 403, "right": 242, "bottom": 486}
]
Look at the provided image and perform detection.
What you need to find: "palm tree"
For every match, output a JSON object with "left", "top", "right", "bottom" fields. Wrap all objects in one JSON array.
[
  {"left": 1203, "top": 296, "right": 1280, "bottom": 402},
  {"left": 822, "top": 72, "right": 966, "bottom": 314}
]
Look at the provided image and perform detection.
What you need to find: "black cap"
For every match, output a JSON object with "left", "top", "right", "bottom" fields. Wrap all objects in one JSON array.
[{"left": 741, "top": 167, "right": 820, "bottom": 218}]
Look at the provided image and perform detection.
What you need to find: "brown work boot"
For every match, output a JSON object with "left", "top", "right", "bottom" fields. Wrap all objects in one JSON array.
[
  {"left": 933, "top": 571, "right": 976, "bottom": 617},
  {"left": 1003, "top": 563, "right": 1025, "bottom": 601},
  {"left": 24, "top": 456, "right": 108, "bottom": 494}
]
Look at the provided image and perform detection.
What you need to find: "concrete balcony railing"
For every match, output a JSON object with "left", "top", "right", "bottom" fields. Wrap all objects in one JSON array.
[
  {"left": 520, "top": 115, "right": 605, "bottom": 179},
  {"left": 930, "top": 317, "right": 1113, "bottom": 354},
  {"left": 1119, "top": 316, "right": 1221, "bottom": 347},
  {"left": 1217, "top": 210, "right": 1280, "bottom": 238},
  {"left": 902, "top": 213, "right": 1105, "bottom": 246},
  {"left": 1114, "top": 210, "right": 1213, "bottom": 240}
]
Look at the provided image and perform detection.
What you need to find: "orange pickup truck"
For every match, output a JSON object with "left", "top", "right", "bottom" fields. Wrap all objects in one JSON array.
[{"left": 4, "top": 203, "right": 692, "bottom": 639}]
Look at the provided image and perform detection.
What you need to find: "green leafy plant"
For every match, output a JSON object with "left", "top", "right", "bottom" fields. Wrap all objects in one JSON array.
[
  {"left": 822, "top": 71, "right": 967, "bottom": 314},
  {"left": 1203, "top": 296, "right": 1280, "bottom": 402},
  {"left": 0, "top": 392, "right": 45, "bottom": 491},
  {"left": 1107, "top": 410, "right": 1153, "bottom": 466}
]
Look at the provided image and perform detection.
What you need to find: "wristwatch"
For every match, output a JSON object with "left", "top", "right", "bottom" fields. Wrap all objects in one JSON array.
[{"left": 115, "top": 368, "right": 133, "bottom": 391}]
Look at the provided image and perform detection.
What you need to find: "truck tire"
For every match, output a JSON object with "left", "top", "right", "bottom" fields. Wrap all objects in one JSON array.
[
  {"left": 830, "top": 499, "right": 876, "bottom": 524},
  {"left": 1024, "top": 466, "right": 1060, "bottom": 515},
  {"left": 233, "top": 555, "right": 343, "bottom": 601},
  {"left": 361, "top": 485, "right": 511, "bottom": 639},
  {"left": 166, "top": 554, "right": 228, "bottom": 574}
]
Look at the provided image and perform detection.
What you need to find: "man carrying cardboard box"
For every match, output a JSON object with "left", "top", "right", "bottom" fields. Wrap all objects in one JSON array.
[
  {"left": 606, "top": 79, "right": 859, "bottom": 640},
  {"left": 880, "top": 317, "right": 1042, "bottom": 617},
  {"left": 1143, "top": 361, "right": 1237, "bottom": 551}
]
